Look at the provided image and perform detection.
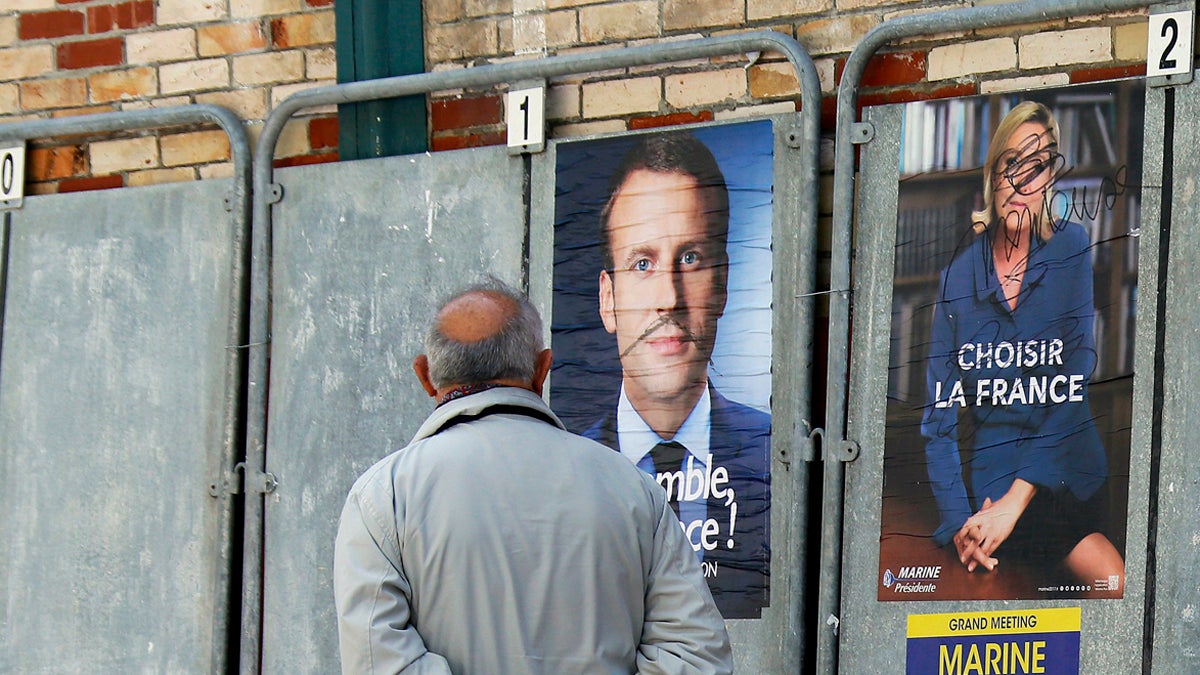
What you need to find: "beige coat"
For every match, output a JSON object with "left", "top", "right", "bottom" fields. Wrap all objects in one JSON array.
[{"left": 334, "top": 386, "right": 732, "bottom": 674}]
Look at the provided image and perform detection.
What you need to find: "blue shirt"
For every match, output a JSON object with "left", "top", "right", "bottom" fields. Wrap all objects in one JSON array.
[
  {"left": 617, "top": 384, "right": 712, "bottom": 556},
  {"left": 921, "top": 221, "right": 1106, "bottom": 545}
]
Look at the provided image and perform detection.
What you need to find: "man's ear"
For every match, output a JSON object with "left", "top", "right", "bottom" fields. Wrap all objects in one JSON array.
[
  {"left": 598, "top": 270, "right": 617, "bottom": 334},
  {"left": 413, "top": 354, "right": 438, "bottom": 397},
  {"left": 531, "top": 349, "right": 553, "bottom": 396}
]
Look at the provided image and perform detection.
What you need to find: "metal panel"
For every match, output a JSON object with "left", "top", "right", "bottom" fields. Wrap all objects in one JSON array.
[
  {"left": 529, "top": 113, "right": 814, "bottom": 672},
  {"left": 260, "top": 147, "right": 528, "bottom": 673},
  {"left": 837, "top": 103, "right": 907, "bottom": 673},
  {"left": 0, "top": 180, "right": 240, "bottom": 672},
  {"left": 840, "top": 93, "right": 1158, "bottom": 672},
  {"left": 823, "top": 4, "right": 1152, "bottom": 672},
  {"left": 1148, "top": 78, "right": 1200, "bottom": 673},
  {"left": 245, "top": 33, "right": 819, "bottom": 669}
]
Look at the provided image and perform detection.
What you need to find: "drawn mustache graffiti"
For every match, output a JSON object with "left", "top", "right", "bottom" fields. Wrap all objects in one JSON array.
[{"left": 619, "top": 312, "right": 701, "bottom": 359}]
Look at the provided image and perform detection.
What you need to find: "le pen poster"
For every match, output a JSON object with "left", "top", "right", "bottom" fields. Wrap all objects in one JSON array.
[
  {"left": 548, "top": 120, "right": 774, "bottom": 619},
  {"left": 878, "top": 80, "right": 1142, "bottom": 602}
]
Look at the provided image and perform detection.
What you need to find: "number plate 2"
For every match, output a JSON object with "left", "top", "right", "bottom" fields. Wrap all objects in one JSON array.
[{"left": 1148, "top": 10, "right": 1194, "bottom": 80}]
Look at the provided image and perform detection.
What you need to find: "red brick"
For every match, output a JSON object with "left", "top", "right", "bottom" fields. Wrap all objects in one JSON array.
[
  {"left": 307, "top": 0, "right": 334, "bottom": 6},
  {"left": 821, "top": 95, "right": 837, "bottom": 131},
  {"left": 629, "top": 111, "right": 714, "bottom": 130},
  {"left": 1069, "top": 64, "right": 1146, "bottom": 84},
  {"left": 20, "top": 10, "right": 85, "bottom": 40},
  {"left": 819, "top": 82, "right": 978, "bottom": 131},
  {"left": 431, "top": 95, "right": 502, "bottom": 132},
  {"left": 28, "top": 145, "right": 86, "bottom": 181},
  {"left": 929, "top": 82, "right": 977, "bottom": 99},
  {"left": 431, "top": 130, "right": 506, "bottom": 152},
  {"left": 835, "top": 50, "right": 927, "bottom": 88},
  {"left": 57, "top": 174, "right": 124, "bottom": 193},
  {"left": 309, "top": 116, "right": 338, "bottom": 149},
  {"left": 272, "top": 151, "right": 338, "bottom": 169},
  {"left": 88, "top": 1, "right": 155, "bottom": 34},
  {"left": 57, "top": 37, "right": 124, "bottom": 70},
  {"left": 58, "top": 0, "right": 93, "bottom": 4},
  {"left": 857, "top": 83, "right": 977, "bottom": 109}
]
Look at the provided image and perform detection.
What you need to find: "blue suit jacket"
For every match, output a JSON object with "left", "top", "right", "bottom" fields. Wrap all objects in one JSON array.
[
  {"left": 584, "top": 387, "right": 771, "bottom": 620},
  {"left": 922, "top": 221, "right": 1106, "bottom": 546}
]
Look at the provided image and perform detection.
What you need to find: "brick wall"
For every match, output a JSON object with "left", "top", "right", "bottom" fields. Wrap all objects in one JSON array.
[
  {"left": 423, "top": 1, "right": 1149, "bottom": 149},
  {"left": 0, "top": 2, "right": 1154, "bottom": 192},
  {"left": 0, "top": 0, "right": 335, "bottom": 193},
  {"left": 415, "top": 0, "right": 1151, "bottom": 351}
]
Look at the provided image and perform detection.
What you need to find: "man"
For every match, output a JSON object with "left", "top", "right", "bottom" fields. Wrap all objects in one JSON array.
[
  {"left": 334, "top": 278, "right": 732, "bottom": 674},
  {"left": 584, "top": 133, "right": 771, "bottom": 620}
]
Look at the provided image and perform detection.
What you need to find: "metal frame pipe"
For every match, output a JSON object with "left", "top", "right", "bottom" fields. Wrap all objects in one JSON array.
[
  {"left": 0, "top": 104, "right": 251, "bottom": 200},
  {"left": 244, "top": 30, "right": 820, "bottom": 673},
  {"left": 823, "top": 2, "right": 1152, "bottom": 672},
  {"left": 0, "top": 103, "right": 252, "bottom": 674}
]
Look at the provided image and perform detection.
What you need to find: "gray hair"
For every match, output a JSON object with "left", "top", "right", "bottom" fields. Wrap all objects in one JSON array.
[{"left": 425, "top": 276, "right": 544, "bottom": 389}]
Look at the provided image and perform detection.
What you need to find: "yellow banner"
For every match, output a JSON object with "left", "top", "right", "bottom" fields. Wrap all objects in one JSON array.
[{"left": 907, "top": 608, "right": 1081, "bottom": 639}]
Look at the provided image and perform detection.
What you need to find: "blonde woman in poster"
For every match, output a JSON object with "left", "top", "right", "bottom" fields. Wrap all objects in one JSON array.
[{"left": 922, "top": 101, "right": 1124, "bottom": 595}]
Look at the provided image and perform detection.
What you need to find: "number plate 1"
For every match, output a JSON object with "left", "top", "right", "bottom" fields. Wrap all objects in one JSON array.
[
  {"left": 0, "top": 143, "right": 24, "bottom": 209},
  {"left": 507, "top": 85, "right": 546, "bottom": 154},
  {"left": 1148, "top": 10, "right": 1194, "bottom": 79}
]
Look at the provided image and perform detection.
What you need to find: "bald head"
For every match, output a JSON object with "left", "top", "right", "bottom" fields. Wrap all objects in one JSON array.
[
  {"left": 435, "top": 290, "right": 518, "bottom": 344},
  {"left": 417, "top": 277, "right": 551, "bottom": 397}
]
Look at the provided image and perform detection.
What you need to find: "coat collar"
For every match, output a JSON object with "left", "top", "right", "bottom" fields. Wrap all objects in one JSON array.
[{"left": 411, "top": 386, "right": 566, "bottom": 444}]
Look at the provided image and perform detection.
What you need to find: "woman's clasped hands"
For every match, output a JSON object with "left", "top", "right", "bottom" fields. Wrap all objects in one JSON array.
[{"left": 952, "top": 479, "right": 1037, "bottom": 572}]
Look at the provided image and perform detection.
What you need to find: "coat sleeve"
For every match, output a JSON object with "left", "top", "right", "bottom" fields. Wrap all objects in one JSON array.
[
  {"left": 333, "top": 478, "right": 452, "bottom": 675},
  {"left": 636, "top": 497, "right": 734, "bottom": 675},
  {"left": 922, "top": 275, "right": 974, "bottom": 546}
]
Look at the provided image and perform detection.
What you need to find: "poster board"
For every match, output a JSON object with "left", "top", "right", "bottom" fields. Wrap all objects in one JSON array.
[
  {"left": 549, "top": 120, "right": 774, "bottom": 619},
  {"left": 877, "top": 80, "right": 1143, "bottom": 602}
]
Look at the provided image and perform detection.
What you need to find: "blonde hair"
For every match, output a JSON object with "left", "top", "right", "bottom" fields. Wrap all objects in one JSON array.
[{"left": 971, "top": 101, "right": 1060, "bottom": 241}]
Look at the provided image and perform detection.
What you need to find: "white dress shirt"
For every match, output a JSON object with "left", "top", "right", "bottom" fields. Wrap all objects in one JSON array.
[{"left": 616, "top": 384, "right": 711, "bottom": 554}]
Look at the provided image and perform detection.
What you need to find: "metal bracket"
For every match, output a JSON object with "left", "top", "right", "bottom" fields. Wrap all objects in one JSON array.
[
  {"left": 266, "top": 183, "right": 284, "bottom": 204},
  {"left": 807, "top": 427, "right": 861, "bottom": 463},
  {"left": 832, "top": 439, "right": 861, "bottom": 462},
  {"left": 247, "top": 466, "right": 279, "bottom": 494},
  {"left": 208, "top": 462, "right": 278, "bottom": 497},
  {"left": 804, "top": 424, "right": 824, "bottom": 462},
  {"left": 1149, "top": 71, "right": 1195, "bottom": 88},
  {"left": 209, "top": 463, "right": 243, "bottom": 497},
  {"left": 849, "top": 121, "right": 875, "bottom": 144},
  {"left": 778, "top": 419, "right": 816, "bottom": 468}
]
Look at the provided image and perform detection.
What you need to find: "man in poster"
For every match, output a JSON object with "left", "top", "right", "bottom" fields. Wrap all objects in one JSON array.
[{"left": 582, "top": 132, "right": 770, "bottom": 619}]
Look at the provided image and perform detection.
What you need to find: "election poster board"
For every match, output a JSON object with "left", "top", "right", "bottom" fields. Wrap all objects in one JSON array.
[
  {"left": 906, "top": 608, "right": 1081, "bottom": 674},
  {"left": 549, "top": 120, "right": 774, "bottom": 619},
  {"left": 878, "top": 80, "right": 1142, "bottom": 601}
]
